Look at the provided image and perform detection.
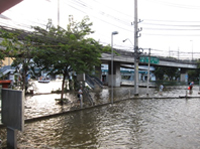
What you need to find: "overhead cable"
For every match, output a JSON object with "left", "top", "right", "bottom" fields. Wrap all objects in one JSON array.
[{"left": 142, "top": 0, "right": 200, "bottom": 10}]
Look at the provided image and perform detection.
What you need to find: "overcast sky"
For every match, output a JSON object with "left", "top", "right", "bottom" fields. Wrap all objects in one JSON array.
[{"left": 1, "top": 0, "right": 200, "bottom": 60}]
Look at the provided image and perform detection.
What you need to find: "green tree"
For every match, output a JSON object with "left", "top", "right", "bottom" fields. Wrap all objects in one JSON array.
[
  {"left": 0, "top": 28, "right": 36, "bottom": 91},
  {"left": 0, "top": 16, "right": 111, "bottom": 99},
  {"left": 154, "top": 67, "right": 165, "bottom": 80},
  {"left": 188, "top": 59, "right": 200, "bottom": 82},
  {"left": 164, "top": 67, "right": 179, "bottom": 81},
  {"left": 0, "top": 30, "right": 7, "bottom": 62},
  {"left": 154, "top": 66, "right": 179, "bottom": 81},
  {"left": 32, "top": 16, "right": 110, "bottom": 101}
]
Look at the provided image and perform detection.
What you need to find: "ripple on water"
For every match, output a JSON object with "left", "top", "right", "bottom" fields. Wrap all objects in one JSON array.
[{"left": 1, "top": 87, "right": 200, "bottom": 148}]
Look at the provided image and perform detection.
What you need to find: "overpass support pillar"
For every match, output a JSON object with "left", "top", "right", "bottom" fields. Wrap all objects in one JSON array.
[
  {"left": 180, "top": 69, "right": 188, "bottom": 83},
  {"left": 108, "top": 62, "right": 121, "bottom": 87},
  {"left": 94, "top": 65, "right": 102, "bottom": 81}
]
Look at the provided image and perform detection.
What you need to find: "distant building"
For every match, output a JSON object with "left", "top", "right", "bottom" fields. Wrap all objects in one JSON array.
[
  {"left": 1, "top": 57, "right": 13, "bottom": 67},
  {"left": 101, "top": 64, "right": 155, "bottom": 85}
]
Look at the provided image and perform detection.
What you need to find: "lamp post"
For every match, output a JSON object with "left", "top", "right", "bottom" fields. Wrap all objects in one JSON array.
[
  {"left": 190, "top": 40, "right": 193, "bottom": 61},
  {"left": 111, "top": 31, "right": 118, "bottom": 104},
  {"left": 123, "top": 38, "right": 134, "bottom": 46}
]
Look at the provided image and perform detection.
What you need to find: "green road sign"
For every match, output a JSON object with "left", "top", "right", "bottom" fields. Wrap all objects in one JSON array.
[{"left": 140, "top": 56, "right": 159, "bottom": 64}]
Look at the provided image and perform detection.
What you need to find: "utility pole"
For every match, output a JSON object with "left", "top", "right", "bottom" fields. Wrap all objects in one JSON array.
[
  {"left": 57, "top": 0, "right": 60, "bottom": 26},
  {"left": 134, "top": 0, "right": 139, "bottom": 95},
  {"left": 190, "top": 40, "right": 193, "bottom": 61},
  {"left": 177, "top": 47, "right": 179, "bottom": 60},
  {"left": 133, "top": 0, "right": 142, "bottom": 96}
]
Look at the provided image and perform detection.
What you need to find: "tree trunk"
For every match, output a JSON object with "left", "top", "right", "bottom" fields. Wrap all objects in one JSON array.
[
  {"left": 61, "top": 73, "right": 66, "bottom": 100},
  {"left": 21, "top": 73, "right": 23, "bottom": 90},
  {"left": 22, "top": 68, "right": 27, "bottom": 91}
]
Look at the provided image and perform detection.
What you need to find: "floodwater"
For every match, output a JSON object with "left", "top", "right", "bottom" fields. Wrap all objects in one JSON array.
[{"left": 1, "top": 81, "right": 200, "bottom": 148}]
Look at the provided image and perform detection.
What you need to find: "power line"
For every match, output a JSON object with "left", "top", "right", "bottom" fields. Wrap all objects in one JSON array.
[
  {"left": 142, "top": 0, "right": 200, "bottom": 10},
  {"left": 66, "top": 0, "right": 134, "bottom": 33},
  {"left": 143, "top": 19, "right": 200, "bottom": 23},
  {"left": 92, "top": 0, "right": 133, "bottom": 19},
  {"left": 143, "top": 33, "right": 200, "bottom": 36},
  {"left": 144, "top": 27, "right": 200, "bottom": 31},
  {"left": 142, "top": 22, "right": 200, "bottom": 27},
  {"left": 67, "top": 0, "right": 132, "bottom": 26}
]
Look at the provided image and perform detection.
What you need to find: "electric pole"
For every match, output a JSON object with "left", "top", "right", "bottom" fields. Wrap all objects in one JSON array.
[
  {"left": 133, "top": 0, "right": 142, "bottom": 96},
  {"left": 178, "top": 47, "right": 179, "bottom": 60},
  {"left": 57, "top": 0, "right": 60, "bottom": 26}
]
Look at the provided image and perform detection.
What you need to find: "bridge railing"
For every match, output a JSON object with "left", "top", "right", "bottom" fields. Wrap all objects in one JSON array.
[{"left": 111, "top": 49, "right": 197, "bottom": 65}]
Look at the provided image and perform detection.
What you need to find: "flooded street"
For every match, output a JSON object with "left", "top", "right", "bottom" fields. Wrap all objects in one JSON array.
[
  {"left": 1, "top": 81, "right": 200, "bottom": 148},
  {"left": 5, "top": 97, "right": 200, "bottom": 148}
]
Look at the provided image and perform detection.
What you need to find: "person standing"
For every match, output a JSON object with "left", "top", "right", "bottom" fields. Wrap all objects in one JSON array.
[
  {"left": 159, "top": 84, "right": 164, "bottom": 95},
  {"left": 190, "top": 81, "right": 194, "bottom": 90},
  {"left": 78, "top": 86, "right": 83, "bottom": 108},
  {"left": 188, "top": 81, "right": 194, "bottom": 94},
  {"left": 78, "top": 86, "right": 83, "bottom": 100}
]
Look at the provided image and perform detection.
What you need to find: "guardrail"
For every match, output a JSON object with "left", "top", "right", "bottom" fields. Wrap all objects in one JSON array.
[
  {"left": 113, "top": 49, "right": 196, "bottom": 64},
  {"left": 83, "top": 87, "right": 94, "bottom": 106},
  {"left": 85, "top": 75, "right": 95, "bottom": 89}
]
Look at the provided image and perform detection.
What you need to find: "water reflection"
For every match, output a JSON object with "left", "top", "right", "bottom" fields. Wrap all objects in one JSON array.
[
  {"left": 1, "top": 82, "right": 200, "bottom": 148},
  {"left": 1, "top": 98, "right": 198, "bottom": 148},
  {"left": 24, "top": 93, "right": 78, "bottom": 119}
]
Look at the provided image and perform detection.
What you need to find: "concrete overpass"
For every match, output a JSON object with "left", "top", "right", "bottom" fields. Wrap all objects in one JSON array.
[
  {"left": 101, "top": 49, "right": 197, "bottom": 69},
  {"left": 100, "top": 49, "right": 197, "bottom": 87}
]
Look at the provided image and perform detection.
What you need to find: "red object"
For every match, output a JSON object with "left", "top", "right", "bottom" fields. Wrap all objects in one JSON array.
[
  {"left": 188, "top": 86, "right": 191, "bottom": 90},
  {"left": 0, "top": 80, "right": 12, "bottom": 88}
]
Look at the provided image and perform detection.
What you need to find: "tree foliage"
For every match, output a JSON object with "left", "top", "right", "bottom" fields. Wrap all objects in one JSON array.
[
  {"left": 32, "top": 16, "right": 110, "bottom": 100},
  {"left": 154, "top": 66, "right": 179, "bottom": 81},
  {"left": 188, "top": 59, "right": 200, "bottom": 82},
  {"left": 0, "top": 16, "right": 111, "bottom": 98},
  {"left": 154, "top": 67, "right": 165, "bottom": 80},
  {"left": 0, "top": 27, "right": 36, "bottom": 91},
  {"left": 164, "top": 67, "right": 179, "bottom": 80}
]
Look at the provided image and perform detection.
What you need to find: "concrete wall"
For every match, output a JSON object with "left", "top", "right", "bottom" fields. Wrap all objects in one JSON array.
[
  {"left": 95, "top": 65, "right": 102, "bottom": 81},
  {"left": 180, "top": 69, "right": 188, "bottom": 83},
  {"left": 180, "top": 73, "right": 188, "bottom": 83},
  {"left": 108, "top": 62, "right": 121, "bottom": 87}
]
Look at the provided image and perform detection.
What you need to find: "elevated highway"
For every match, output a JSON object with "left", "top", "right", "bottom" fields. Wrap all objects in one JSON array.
[
  {"left": 100, "top": 49, "right": 197, "bottom": 87},
  {"left": 101, "top": 49, "right": 197, "bottom": 69}
]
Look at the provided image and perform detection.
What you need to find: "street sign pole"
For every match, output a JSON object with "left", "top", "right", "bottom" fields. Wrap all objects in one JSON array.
[{"left": 147, "top": 48, "right": 151, "bottom": 95}]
